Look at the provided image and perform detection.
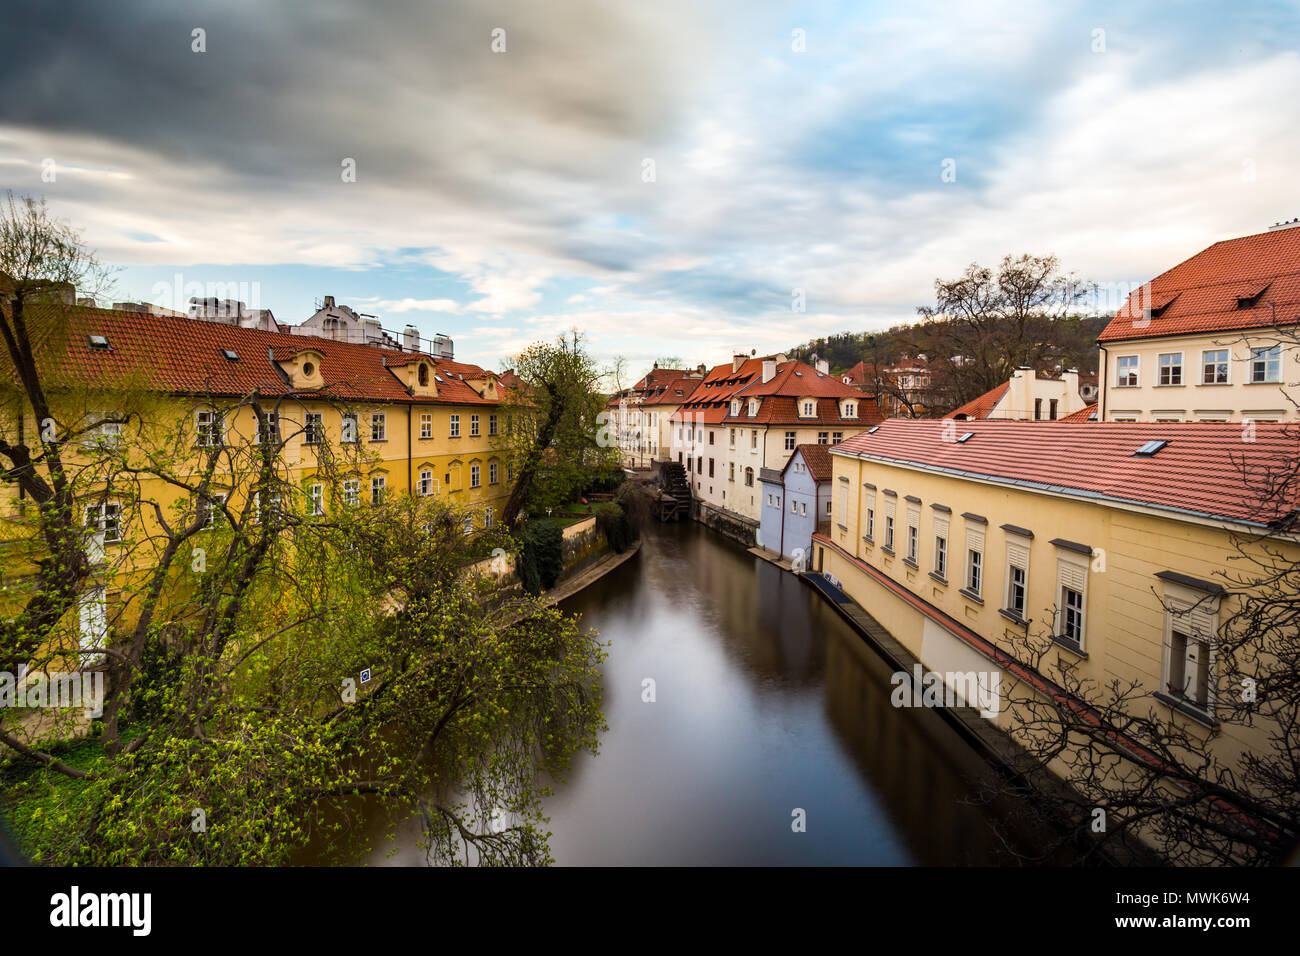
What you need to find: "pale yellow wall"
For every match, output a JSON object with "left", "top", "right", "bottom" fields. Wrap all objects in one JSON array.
[
  {"left": 1101, "top": 332, "right": 1297, "bottom": 422},
  {"left": 815, "top": 449, "right": 1294, "bottom": 776}
]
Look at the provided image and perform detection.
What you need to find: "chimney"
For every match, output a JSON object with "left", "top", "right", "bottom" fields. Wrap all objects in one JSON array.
[
  {"left": 697, "top": 363, "right": 706, "bottom": 375},
  {"left": 732, "top": 353, "right": 747, "bottom": 373},
  {"left": 403, "top": 324, "right": 420, "bottom": 351},
  {"left": 323, "top": 295, "right": 335, "bottom": 308},
  {"left": 762, "top": 358, "right": 777, "bottom": 383},
  {"left": 815, "top": 358, "right": 829, "bottom": 375}
]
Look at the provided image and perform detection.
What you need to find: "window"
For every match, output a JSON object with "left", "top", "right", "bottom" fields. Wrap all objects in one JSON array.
[
  {"left": 1048, "top": 399, "right": 1057, "bottom": 420},
  {"left": 1202, "top": 349, "right": 1229, "bottom": 384},
  {"left": 799, "top": 501, "right": 807, "bottom": 516},
  {"left": 790, "top": 498, "right": 796, "bottom": 513},
  {"left": 78, "top": 585, "right": 108, "bottom": 660},
  {"left": 729, "top": 462, "right": 735, "bottom": 481},
  {"left": 343, "top": 479, "right": 360, "bottom": 507},
  {"left": 864, "top": 497, "right": 875, "bottom": 542},
  {"left": 470, "top": 463, "right": 481, "bottom": 488},
  {"left": 708, "top": 431, "right": 715, "bottom": 445},
  {"left": 370, "top": 413, "right": 386, "bottom": 442},
  {"left": 748, "top": 398, "right": 759, "bottom": 416},
  {"left": 1158, "top": 352, "right": 1183, "bottom": 386},
  {"left": 731, "top": 400, "right": 740, "bottom": 416},
  {"left": 304, "top": 412, "right": 323, "bottom": 445},
  {"left": 309, "top": 483, "right": 324, "bottom": 516},
  {"left": 1034, "top": 398, "right": 1043, "bottom": 420},
  {"left": 744, "top": 467, "right": 754, "bottom": 487},
  {"left": 371, "top": 475, "right": 386, "bottom": 505},
  {"left": 85, "top": 501, "right": 122, "bottom": 543},
  {"left": 420, "top": 413, "right": 433, "bottom": 440},
  {"left": 1116, "top": 355, "right": 1139, "bottom": 387},
  {"left": 784, "top": 431, "right": 795, "bottom": 451},
  {"left": 825, "top": 499, "right": 833, "bottom": 517},
  {"left": 450, "top": 414, "right": 461, "bottom": 438},
  {"left": 463, "top": 514, "right": 474, "bottom": 535},
  {"left": 256, "top": 412, "right": 280, "bottom": 445},
  {"left": 967, "top": 549, "right": 982, "bottom": 595},
  {"left": 199, "top": 492, "right": 226, "bottom": 528},
  {"left": 906, "top": 503, "right": 919, "bottom": 562},
  {"left": 196, "top": 409, "right": 223, "bottom": 448},
  {"left": 418, "top": 468, "right": 434, "bottom": 495},
  {"left": 1055, "top": 557, "right": 1088, "bottom": 649},
  {"left": 489, "top": 414, "right": 498, "bottom": 436},
  {"left": 751, "top": 431, "right": 758, "bottom": 450},
  {"left": 817, "top": 432, "right": 829, "bottom": 444},
  {"left": 708, "top": 458, "right": 714, "bottom": 477},
  {"left": 801, "top": 401, "right": 814, "bottom": 417},
  {"left": 254, "top": 490, "right": 282, "bottom": 524},
  {"left": 489, "top": 461, "right": 499, "bottom": 485},
  {"left": 418, "top": 364, "right": 429, "bottom": 387},
  {"left": 484, "top": 507, "right": 494, "bottom": 530},
  {"left": 1250, "top": 346, "right": 1281, "bottom": 383},
  {"left": 965, "top": 526, "right": 985, "bottom": 596},
  {"left": 470, "top": 414, "right": 480, "bottom": 437},
  {"left": 832, "top": 431, "right": 843, "bottom": 443},
  {"left": 729, "top": 428, "right": 736, "bottom": 447},
  {"left": 843, "top": 401, "right": 857, "bottom": 418},
  {"left": 85, "top": 413, "right": 123, "bottom": 448},
  {"left": 341, "top": 412, "right": 359, "bottom": 444},
  {"left": 1167, "top": 629, "right": 1212, "bottom": 710},
  {"left": 838, "top": 482, "right": 849, "bottom": 525},
  {"left": 1005, "top": 539, "right": 1030, "bottom": 617},
  {"left": 933, "top": 513, "right": 949, "bottom": 577}
]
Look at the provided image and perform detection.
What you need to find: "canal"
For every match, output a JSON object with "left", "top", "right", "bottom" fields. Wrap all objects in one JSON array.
[{"left": 365, "top": 520, "right": 1060, "bottom": 865}]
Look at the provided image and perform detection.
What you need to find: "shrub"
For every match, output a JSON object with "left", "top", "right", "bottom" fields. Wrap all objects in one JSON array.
[
  {"left": 594, "top": 502, "right": 631, "bottom": 554},
  {"left": 519, "top": 520, "right": 564, "bottom": 594}
]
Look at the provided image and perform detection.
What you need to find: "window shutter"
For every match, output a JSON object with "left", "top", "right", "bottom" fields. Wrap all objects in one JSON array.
[
  {"left": 885, "top": 497, "right": 896, "bottom": 519},
  {"left": 933, "top": 514, "right": 949, "bottom": 539},
  {"left": 1057, "top": 560, "right": 1086, "bottom": 594},
  {"left": 966, "top": 526, "right": 984, "bottom": 554},
  {"left": 1007, "top": 541, "right": 1030, "bottom": 570}
]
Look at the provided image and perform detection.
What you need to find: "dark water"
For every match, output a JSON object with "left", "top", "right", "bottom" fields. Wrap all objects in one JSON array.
[{"left": 360, "top": 521, "right": 1057, "bottom": 865}]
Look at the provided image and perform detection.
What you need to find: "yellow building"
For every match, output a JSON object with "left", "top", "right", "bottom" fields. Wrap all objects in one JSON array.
[
  {"left": 1, "top": 304, "right": 512, "bottom": 652},
  {"left": 1097, "top": 223, "right": 1300, "bottom": 423},
  {"left": 812, "top": 418, "right": 1298, "bottom": 852}
]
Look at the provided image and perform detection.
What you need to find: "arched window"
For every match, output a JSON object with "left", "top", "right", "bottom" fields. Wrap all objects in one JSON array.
[
  {"left": 744, "top": 467, "right": 754, "bottom": 487},
  {"left": 418, "top": 364, "right": 429, "bottom": 387},
  {"left": 322, "top": 316, "right": 343, "bottom": 340}
]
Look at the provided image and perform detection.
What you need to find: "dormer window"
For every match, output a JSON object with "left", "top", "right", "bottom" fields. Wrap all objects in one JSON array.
[
  {"left": 731, "top": 400, "right": 741, "bottom": 416},
  {"left": 418, "top": 364, "right": 429, "bottom": 387},
  {"left": 801, "top": 400, "right": 815, "bottom": 417},
  {"left": 748, "top": 398, "right": 759, "bottom": 416},
  {"left": 843, "top": 400, "right": 857, "bottom": 418}
]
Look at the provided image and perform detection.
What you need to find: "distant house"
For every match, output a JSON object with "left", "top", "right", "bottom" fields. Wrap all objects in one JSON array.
[
  {"left": 946, "top": 368, "right": 1089, "bottom": 421},
  {"left": 758, "top": 443, "right": 834, "bottom": 562}
]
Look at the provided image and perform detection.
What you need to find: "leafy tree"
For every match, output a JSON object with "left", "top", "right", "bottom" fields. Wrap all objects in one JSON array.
[{"left": 496, "top": 331, "right": 620, "bottom": 527}]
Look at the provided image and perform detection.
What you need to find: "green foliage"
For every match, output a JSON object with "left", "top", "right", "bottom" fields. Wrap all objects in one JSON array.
[
  {"left": 594, "top": 502, "right": 631, "bottom": 554},
  {"left": 518, "top": 520, "right": 564, "bottom": 595}
]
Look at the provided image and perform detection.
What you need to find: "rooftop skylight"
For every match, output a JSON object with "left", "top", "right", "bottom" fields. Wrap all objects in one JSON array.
[
  {"left": 87, "top": 334, "right": 110, "bottom": 351},
  {"left": 1135, "top": 439, "right": 1169, "bottom": 457}
]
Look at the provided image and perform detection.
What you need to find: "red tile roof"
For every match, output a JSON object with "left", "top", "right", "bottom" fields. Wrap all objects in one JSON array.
[
  {"left": 716, "top": 360, "right": 884, "bottom": 426},
  {"left": 833, "top": 419, "right": 1299, "bottom": 527},
  {"left": 668, "top": 357, "right": 767, "bottom": 423},
  {"left": 1057, "top": 403, "right": 1098, "bottom": 423},
  {"left": 791, "top": 443, "right": 834, "bottom": 482},
  {"left": 945, "top": 382, "right": 1009, "bottom": 420},
  {"left": 21, "top": 304, "right": 500, "bottom": 406},
  {"left": 1099, "top": 226, "right": 1300, "bottom": 343}
]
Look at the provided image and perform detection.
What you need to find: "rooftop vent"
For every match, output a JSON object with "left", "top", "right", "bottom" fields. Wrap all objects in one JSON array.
[
  {"left": 1134, "top": 439, "right": 1169, "bottom": 457},
  {"left": 957, "top": 432, "right": 975, "bottom": 443},
  {"left": 220, "top": 349, "right": 239, "bottom": 362},
  {"left": 1267, "top": 218, "right": 1300, "bottom": 232},
  {"left": 867, "top": 425, "right": 880, "bottom": 434},
  {"left": 87, "top": 334, "right": 110, "bottom": 351}
]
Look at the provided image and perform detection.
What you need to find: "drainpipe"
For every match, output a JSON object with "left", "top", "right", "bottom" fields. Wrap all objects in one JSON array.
[{"left": 778, "top": 476, "right": 786, "bottom": 558}]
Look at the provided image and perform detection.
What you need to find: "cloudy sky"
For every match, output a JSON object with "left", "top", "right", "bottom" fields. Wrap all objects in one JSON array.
[{"left": 2, "top": 0, "right": 1297, "bottom": 373}]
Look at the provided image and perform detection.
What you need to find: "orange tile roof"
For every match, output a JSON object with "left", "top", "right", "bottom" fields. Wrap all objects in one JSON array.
[
  {"left": 20, "top": 303, "right": 500, "bottom": 406},
  {"left": 834, "top": 419, "right": 1299, "bottom": 527},
  {"left": 668, "top": 357, "right": 766, "bottom": 423},
  {"left": 1057, "top": 403, "right": 1098, "bottom": 423},
  {"left": 944, "top": 382, "right": 1009, "bottom": 420},
  {"left": 1099, "top": 226, "right": 1300, "bottom": 343},
  {"left": 792, "top": 443, "right": 834, "bottom": 482}
]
